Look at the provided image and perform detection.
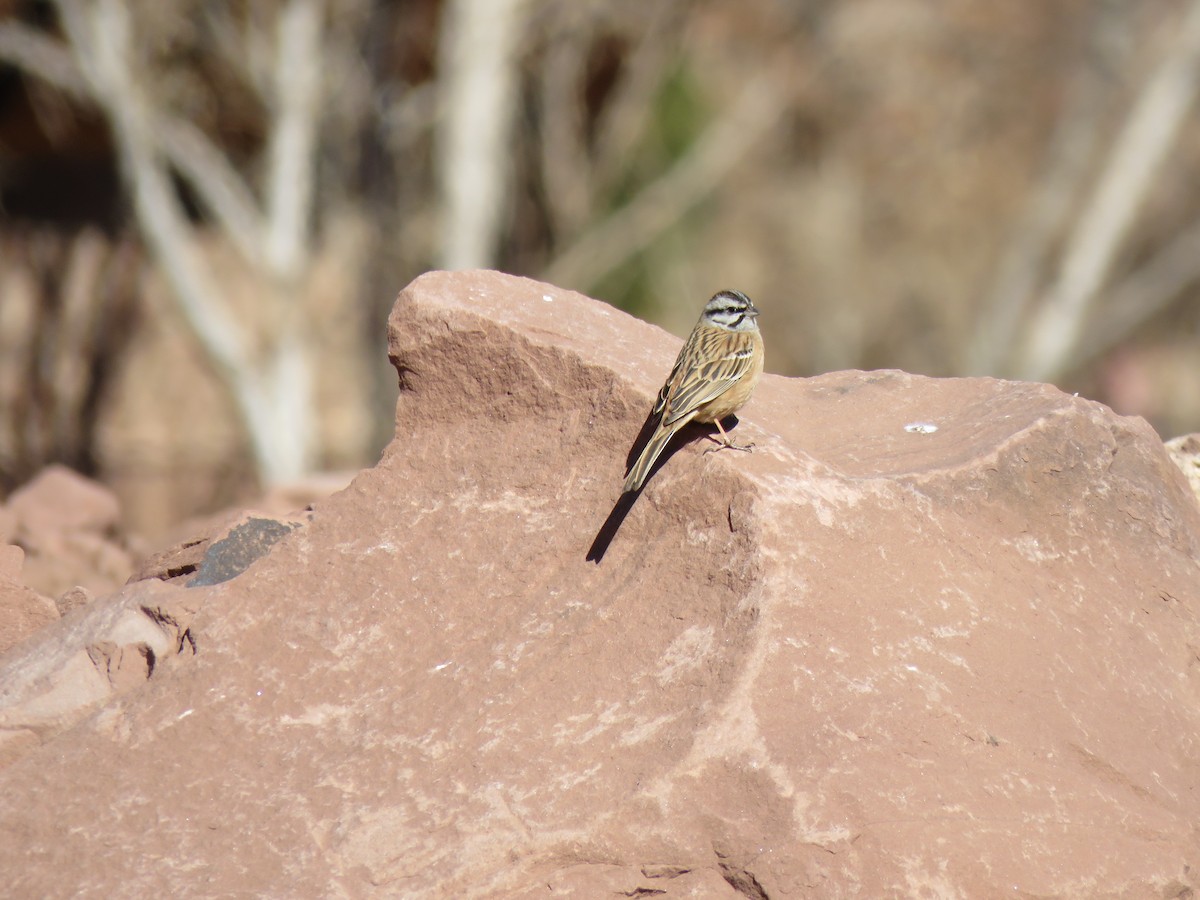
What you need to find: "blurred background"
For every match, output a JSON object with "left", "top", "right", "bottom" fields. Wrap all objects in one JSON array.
[{"left": 1, "top": 0, "right": 1199, "bottom": 537}]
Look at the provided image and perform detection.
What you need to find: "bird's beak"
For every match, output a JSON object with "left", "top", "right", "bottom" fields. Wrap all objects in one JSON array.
[{"left": 747, "top": 303, "right": 761, "bottom": 318}]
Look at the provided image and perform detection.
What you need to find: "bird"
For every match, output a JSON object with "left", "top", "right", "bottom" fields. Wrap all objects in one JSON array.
[{"left": 622, "top": 289, "right": 764, "bottom": 493}]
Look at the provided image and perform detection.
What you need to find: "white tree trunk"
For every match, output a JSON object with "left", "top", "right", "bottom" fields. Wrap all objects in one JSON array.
[
  {"left": 47, "top": 0, "right": 325, "bottom": 486},
  {"left": 436, "top": 0, "right": 530, "bottom": 270}
]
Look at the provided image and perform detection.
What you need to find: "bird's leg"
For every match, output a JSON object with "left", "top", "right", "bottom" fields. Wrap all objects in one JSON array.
[{"left": 704, "top": 417, "right": 755, "bottom": 454}]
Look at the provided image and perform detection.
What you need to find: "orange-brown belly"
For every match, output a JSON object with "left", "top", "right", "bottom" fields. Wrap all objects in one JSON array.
[{"left": 693, "top": 332, "right": 764, "bottom": 423}]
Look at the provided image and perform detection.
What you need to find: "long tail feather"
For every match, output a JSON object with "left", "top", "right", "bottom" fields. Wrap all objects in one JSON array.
[{"left": 623, "top": 423, "right": 678, "bottom": 493}]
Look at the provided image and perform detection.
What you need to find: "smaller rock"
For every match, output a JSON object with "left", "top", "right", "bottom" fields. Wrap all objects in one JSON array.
[
  {"left": 131, "top": 510, "right": 307, "bottom": 587},
  {"left": 190, "top": 516, "right": 302, "bottom": 587},
  {"left": 3, "top": 466, "right": 134, "bottom": 600},
  {"left": 7, "top": 465, "right": 121, "bottom": 536},
  {"left": 128, "top": 539, "right": 208, "bottom": 585},
  {"left": 56, "top": 586, "right": 93, "bottom": 616}
]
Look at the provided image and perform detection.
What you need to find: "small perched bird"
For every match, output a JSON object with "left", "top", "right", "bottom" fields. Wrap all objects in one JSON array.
[{"left": 623, "top": 289, "right": 764, "bottom": 493}]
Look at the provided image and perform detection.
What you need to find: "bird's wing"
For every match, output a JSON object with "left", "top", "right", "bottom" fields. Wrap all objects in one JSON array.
[{"left": 663, "top": 330, "right": 757, "bottom": 427}]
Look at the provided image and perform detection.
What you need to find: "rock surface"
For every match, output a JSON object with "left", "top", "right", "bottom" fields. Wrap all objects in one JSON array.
[{"left": 1, "top": 270, "right": 1199, "bottom": 897}]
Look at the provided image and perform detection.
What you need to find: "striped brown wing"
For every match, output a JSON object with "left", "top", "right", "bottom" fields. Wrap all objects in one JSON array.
[
  {"left": 649, "top": 330, "right": 696, "bottom": 421},
  {"left": 662, "top": 326, "right": 758, "bottom": 427}
]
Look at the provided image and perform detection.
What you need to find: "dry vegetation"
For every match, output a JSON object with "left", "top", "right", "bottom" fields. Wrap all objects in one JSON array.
[{"left": 0, "top": 0, "right": 1198, "bottom": 533}]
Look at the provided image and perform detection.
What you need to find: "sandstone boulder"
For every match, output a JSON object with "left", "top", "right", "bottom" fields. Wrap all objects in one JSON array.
[{"left": 1, "top": 270, "right": 1198, "bottom": 897}]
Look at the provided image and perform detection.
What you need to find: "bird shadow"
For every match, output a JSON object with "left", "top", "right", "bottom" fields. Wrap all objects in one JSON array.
[{"left": 585, "top": 413, "right": 741, "bottom": 563}]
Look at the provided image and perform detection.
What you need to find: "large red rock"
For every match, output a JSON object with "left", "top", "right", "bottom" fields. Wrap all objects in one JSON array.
[{"left": 1, "top": 270, "right": 1198, "bottom": 896}]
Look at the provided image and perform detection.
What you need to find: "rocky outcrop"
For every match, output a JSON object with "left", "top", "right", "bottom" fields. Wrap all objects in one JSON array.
[{"left": 1, "top": 270, "right": 1198, "bottom": 897}]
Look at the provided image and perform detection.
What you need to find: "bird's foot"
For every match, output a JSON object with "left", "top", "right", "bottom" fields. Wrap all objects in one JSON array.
[{"left": 704, "top": 438, "right": 755, "bottom": 455}]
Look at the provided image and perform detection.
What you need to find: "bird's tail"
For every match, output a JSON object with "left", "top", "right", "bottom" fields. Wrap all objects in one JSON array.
[{"left": 623, "top": 423, "right": 678, "bottom": 493}]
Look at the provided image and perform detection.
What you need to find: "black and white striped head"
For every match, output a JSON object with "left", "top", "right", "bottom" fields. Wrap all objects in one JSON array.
[{"left": 700, "top": 289, "right": 760, "bottom": 332}]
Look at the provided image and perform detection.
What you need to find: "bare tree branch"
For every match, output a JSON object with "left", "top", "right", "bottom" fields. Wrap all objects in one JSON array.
[
  {"left": 537, "top": 11, "right": 591, "bottom": 239},
  {"left": 202, "top": 4, "right": 274, "bottom": 100},
  {"left": 1016, "top": 0, "right": 1200, "bottom": 382},
  {"left": 49, "top": 0, "right": 307, "bottom": 481},
  {"left": 0, "top": 21, "right": 90, "bottom": 97},
  {"left": 29, "top": 0, "right": 338, "bottom": 483},
  {"left": 587, "top": 4, "right": 684, "bottom": 197},
  {"left": 0, "top": 251, "right": 38, "bottom": 471},
  {"left": 156, "top": 119, "right": 264, "bottom": 266},
  {"left": 55, "top": 0, "right": 249, "bottom": 375},
  {"left": 541, "top": 65, "right": 791, "bottom": 292},
  {"left": 1074, "top": 216, "right": 1200, "bottom": 368},
  {"left": 52, "top": 230, "right": 107, "bottom": 451},
  {"left": 964, "top": 6, "right": 1122, "bottom": 377},
  {"left": 0, "top": 17, "right": 264, "bottom": 266}
]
